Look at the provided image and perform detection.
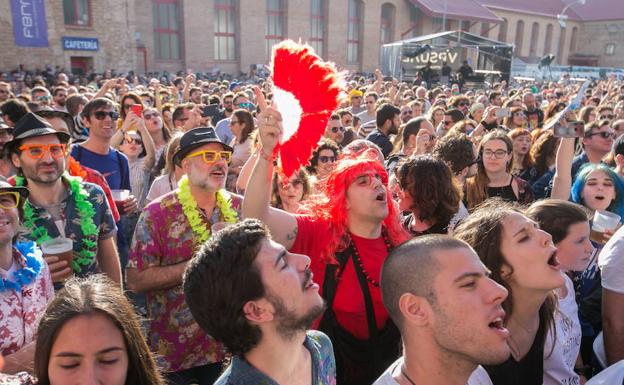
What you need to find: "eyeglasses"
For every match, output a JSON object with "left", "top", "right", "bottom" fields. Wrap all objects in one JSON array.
[
  {"left": 279, "top": 179, "right": 303, "bottom": 190},
  {"left": 401, "top": 110, "right": 412, "bottom": 115},
  {"left": 586, "top": 131, "right": 616, "bottom": 139},
  {"left": 123, "top": 104, "right": 134, "bottom": 110},
  {"left": 36, "top": 95, "right": 51, "bottom": 101},
  {"left": 187, "top": 150, "right": 232, "bottom": 164},
  {"left": 0, "top": 192, "right": 19, "bottom": 210},
  {"left": 482, "top": 149, "right": 510, "bottom": 159},
  {"left": 318, "top": 155, "right": 336, "bottom": 163},
  {"left": 142, "top": 113, "right": 159, "bottom": 120},
  {"left": 124, "top": 136, "right": 143, "bottom": 145},
  {"left": 18, "top": 143, "right": 67, "bottom": 159},
  {"left": 458, "top": 102, "right": 469, "bottom": 107},
  {"left": 331, "top": 126, "right": 345, "bottom": 133},
  {"left": 353, "top": 173, "right": 383, "bottom": 187},
  {"left": 600, "top": 114, "right": 615, "bottom": 120},
  {"left": 93, "top": 111, "right": 119, "bottom": 120}
]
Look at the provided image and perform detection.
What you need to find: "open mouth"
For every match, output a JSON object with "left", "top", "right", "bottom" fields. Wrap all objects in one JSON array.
[
  {"left": 303, "top": 271, "right": 318, "bottom": 291},
  {"left": 547, "top": 250, "right": 561, "bottom": 268},
  {"left": 0, "top": 220, "right": 10, "bottom": 229},
  {"left": 375, "top": 192, "right": 386, "bottom": 202},
  {"left": 488, "top": 317, "right": 505, "bottom": 330},
  {"left": 210, "top": 169, "right": 226, "bottom": 177},
  {"left": 595, "top": 195, "right": 605, "bottom": 201}
]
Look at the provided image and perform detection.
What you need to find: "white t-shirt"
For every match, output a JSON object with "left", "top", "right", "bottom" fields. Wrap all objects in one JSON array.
[
  {"left": 145, "top": 173, "right": 178, "bottom": 204},
  {"left": 598, "top": 225, "right": 624, "bottom": 294},
  {"left": 373, "top": 356, "right": 493, "bottom": 385},
  {"left": 543, "top": 274, "right": 582, "bottom": 385}
]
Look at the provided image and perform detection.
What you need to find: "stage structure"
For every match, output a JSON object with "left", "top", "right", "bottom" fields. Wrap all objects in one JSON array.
[{"left": 381, "top": 30, "right": 514, "bottom": 86}]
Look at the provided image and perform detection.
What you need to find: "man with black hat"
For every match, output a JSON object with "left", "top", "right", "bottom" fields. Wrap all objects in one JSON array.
[
  {"left": 126, "top": 126, "right": 241, "bottom": 384},
  {"left": 7, "top": 112, "right": 121, "bottom": 286}
]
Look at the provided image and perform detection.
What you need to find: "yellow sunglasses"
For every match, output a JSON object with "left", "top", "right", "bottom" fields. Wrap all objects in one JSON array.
[
  {"left": 186, "top": 150, "right": 232, "bottom": 164},
  {"left": 0, "top": 191, "right": 19, "bottom": 210}
]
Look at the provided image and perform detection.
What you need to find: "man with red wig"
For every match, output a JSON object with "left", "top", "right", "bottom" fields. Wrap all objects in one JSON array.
[{"left": 243, "top": 102, "right": 409, "bottom": 385}]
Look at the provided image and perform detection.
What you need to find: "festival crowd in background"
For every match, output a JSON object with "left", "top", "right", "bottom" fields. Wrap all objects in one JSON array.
[{"left": 1, "top": 53, "right": 624, "bottom": 385}]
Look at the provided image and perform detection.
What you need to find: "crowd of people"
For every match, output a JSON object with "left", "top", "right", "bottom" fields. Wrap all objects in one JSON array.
[{"left": 1, "top": 58, "right": 624, "bottom": 385}]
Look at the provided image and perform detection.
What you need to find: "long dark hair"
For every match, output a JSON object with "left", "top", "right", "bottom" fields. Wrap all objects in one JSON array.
[
  {"left": 232, "top": 109, "right": 255, "bottom": 143},
  {"left": 525, "top": 199, "right": 588, "bottom": 244},
  {"left": 454, "top": 199, "right": 557, "bottom": 347},
  {"left": 34, "top": 275, "right": 165, "bottom": 385}
]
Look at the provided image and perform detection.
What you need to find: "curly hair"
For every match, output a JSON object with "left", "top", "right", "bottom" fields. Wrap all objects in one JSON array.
[
  {"left": 271, "top": 168, "right": 312, "bottom": 209},
  {"left": 396, "top": 155, "right": 462, "bottom": 227},
  {"left": 306, "top": 138, "right": 339, "bottom": 175},
  {"left": 183, "top": 219, "right": 268, "bottom": 355},
  {"left": 529, "top": 131, "right": 559, "bottom": 178}
]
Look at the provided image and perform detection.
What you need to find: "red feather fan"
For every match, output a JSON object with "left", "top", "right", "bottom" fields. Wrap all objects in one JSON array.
[{"left": 270, "top": 40, "right": 343, "bottom": 178}]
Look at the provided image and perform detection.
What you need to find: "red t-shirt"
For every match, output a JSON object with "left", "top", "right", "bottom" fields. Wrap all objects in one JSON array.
[{"left": 290, "top": 215, "right": 390, "bottom": 340}]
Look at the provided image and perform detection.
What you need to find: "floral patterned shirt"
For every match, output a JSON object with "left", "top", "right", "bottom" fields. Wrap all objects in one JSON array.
[
  {"left": 128, "top": 189, "right": 242, "bottom": 372},
  {"left": 16, "top": 178, "right": 117, "bottom": 279},
  {"left": 0, "top": 246, "right": 54, "bottom": 355},
  {"left": 214, "top": 330, "right": 336, "bottom": 385}
]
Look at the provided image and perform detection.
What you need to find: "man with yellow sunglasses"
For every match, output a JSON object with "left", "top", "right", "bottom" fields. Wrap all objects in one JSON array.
[
  {"left": 127, "top": 126, "right": 241, "bottom": 383},
  {"left": 5, "top": 113, "right": 121, "bottom": 288}
]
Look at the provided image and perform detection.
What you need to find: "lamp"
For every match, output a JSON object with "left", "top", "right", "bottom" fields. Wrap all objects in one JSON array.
[{"left": 557, "top": 0, "right": 586, "bottom": 28}]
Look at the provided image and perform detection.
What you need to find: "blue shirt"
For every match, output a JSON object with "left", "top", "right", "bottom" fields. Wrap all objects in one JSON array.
[
  {"left": 366, "top": 129, "right": 393, "bottom": 158},
  {"left": 70, "top": 145, "right": 131, "bottom": 190},
  {"left": 214, "top": 330, "right": 336, "bottom": 385},
  {"left": 215, "top": 117, "right": 234, "bottom": 145}
]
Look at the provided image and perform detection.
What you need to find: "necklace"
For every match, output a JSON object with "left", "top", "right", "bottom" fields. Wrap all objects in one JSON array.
[
  {"left": 0, "top": 241, "right": 43, "bottom": 292},
  {"left": 401, "top": 365, "right": 417, "bottom": 385},
  {"left": 15, "top": 174, "right": 98, "bottom": 273},
  {"left": 177, "top": 175, "right": 238, "bottom": 244},
  {"left": 349, "top": 230, "right": 392, "bottom": 288}
]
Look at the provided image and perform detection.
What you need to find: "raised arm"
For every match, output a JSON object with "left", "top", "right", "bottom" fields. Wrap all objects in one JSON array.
[
  {"left": 242, "top": 87, "right": 298, "bottom": 249},
  {"left": 550, "top": 137, "right": 575, "bottom": 200},
  {"left": 137, "top": 118, "right": 156, "bottom": 169}
]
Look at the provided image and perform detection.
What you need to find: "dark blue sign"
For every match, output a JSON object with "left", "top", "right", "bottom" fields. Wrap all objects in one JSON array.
[
  {"left": 62, "top": 37, "right": 99, "bottom": 51},
  {"left": 10, "top": 0, "right": 49, "bottom": 47}
]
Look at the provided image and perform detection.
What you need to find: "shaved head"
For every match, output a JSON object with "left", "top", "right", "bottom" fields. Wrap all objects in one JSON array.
[{"left": 381, "top": 235, "right": 472, "bottom": 330}]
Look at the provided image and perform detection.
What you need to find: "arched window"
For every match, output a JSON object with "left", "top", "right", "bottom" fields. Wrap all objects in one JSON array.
[
  {"left": 214, "top": 0, "right": 238, "bottom": 61},
  {"left": 570, "top": 26, "right": 578, "bottom": 54},
  {"left": 515, "top": 20, "right": 525, "bottom": 56},
  {"left": 347, "top": 0, "right": 363, "bottom": 64},
  {"left": 557, "top": 26, "right": 567, "bottom": 64},
  {"left": 529, "top": 22, "right": 539, "bottom": 58},
  {"left": 380, "top": 3, "right": 396, "bottom": 44},
  {"left": 498, "top": 18, "right": 508, "bottom": 42},
  {"left": 266, "top": 0, "right": 286, "bottom": 58},
  {"left": 543, "top": 23, "right": 553, "bottom": 56},
  {"left": 310, "top": 0, "right": 326, "bottom": 55}
]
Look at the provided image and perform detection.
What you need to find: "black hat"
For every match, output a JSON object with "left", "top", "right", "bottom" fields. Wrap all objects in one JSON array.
[
  {"left": 34, "top": 110, "right": 76, "bottom": 136},
  {"left": 173, "top": 127, "right": 233, "bottom": 166},
  {"left": 5, "top": 112, "right": 71, "bottom": 153},
  {"left": 0, "top": 177, "right": 29, "bottom": 201}
]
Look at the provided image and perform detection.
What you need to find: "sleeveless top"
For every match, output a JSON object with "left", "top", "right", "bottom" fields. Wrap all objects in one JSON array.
[
  {"left": 487, "top": 176, "right": 518, "bottom": 203},
  {"left": 484, "top": 313, "right": 547, "bottom": 385}
]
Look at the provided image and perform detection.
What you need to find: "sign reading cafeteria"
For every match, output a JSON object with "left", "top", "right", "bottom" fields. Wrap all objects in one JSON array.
[{"left": 62, "top": 37, "right": 99, "bottom": 51}]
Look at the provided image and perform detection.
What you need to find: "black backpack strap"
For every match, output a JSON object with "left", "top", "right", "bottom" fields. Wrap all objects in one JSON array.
[{"left": 350, "top": 248, "right": 380, "bottom": 338}]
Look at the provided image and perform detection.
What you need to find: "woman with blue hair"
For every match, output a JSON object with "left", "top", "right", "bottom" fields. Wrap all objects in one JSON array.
[{"left": 552, "top": 137, "right": 624, "bottom": 374}]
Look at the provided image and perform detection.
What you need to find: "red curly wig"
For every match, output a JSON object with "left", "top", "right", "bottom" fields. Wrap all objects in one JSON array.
[{"left": 301, "top": 149, "right": 409, "bottom": 263}]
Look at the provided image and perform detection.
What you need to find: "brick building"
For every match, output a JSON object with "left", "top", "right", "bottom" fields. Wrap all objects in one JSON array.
[{"left": 0, "top": 0, "right": 623, "bottom": 75}]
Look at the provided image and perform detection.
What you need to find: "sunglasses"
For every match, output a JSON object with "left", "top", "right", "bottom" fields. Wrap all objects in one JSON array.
[
  {"left": 93, "top": 111, "right": 119, "bottom": 120},
  {"left": 143, "top": 113, "right": 159, "bottom": 120},
  {"left": 124, "top": 136, "right": 143, "bottom": 145},
  {"left": 353, "top": 173, "right": 383, "bottom": 187},
  {"left": 279, "top": 179, "right": 303, "bottom": 190},
  {"left": 331, "top": 126, "right": 345, "bottom": 133},
  {"left": 600, "top": 114, "right": 615, "bottom": 120},
  {"left": 458, "top": 102, "right": 469, "bottom": 107},
  {"left": 587, "top": 131, "right": 616, "bottom": 139},
  {"left": 318, "top": 155, "right": 336, "bottom": 163},
  {"left": 187, "top": 150, "right": 232, "bottom": 164},
  {"left": 19, "top": 143, "right": 67, "bottom": 159},
  {"left": 0, "top": 191, "right": 19, "bottom": 210}
]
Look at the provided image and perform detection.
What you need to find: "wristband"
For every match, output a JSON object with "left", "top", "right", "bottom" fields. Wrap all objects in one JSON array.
[{"left": 259, "top": 148, "right": 274, "bottom": 162}]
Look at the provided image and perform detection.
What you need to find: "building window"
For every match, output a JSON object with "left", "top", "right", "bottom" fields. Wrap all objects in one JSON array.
[
  {"left": 515, "top": 20, "right": 525, "bottom": 56},
  {"left": 409, "top": 6, "right": 421, "bottom": 38},
  {"left": 310, "top": 0, "right": 326, "bottom": 55},
  {"left": 481, "top": 22, "right": 490, "bottom": 38},
  {"left": 557, "top": 26, "right": 566, "bottom": 64},
  {"left": 380, "top": 3, "right": 395, "bottom": 44},
  {"left": 214, "top": 0, "right": 237, "bottom": 61},
  {"left": 266, "top": 0, "right": 285, "bottom": 58},
  {"left": 498, "top": 18, "right": 508, "bottom": 42},
  {"left": 153, "top": 0, "right": 181, "bottom": 60},
  {"left": 460, "top": 20, "right": 471, "bottom": 32},
  {"left": 605, "top": 43, "right": 616, "bottom": 56},
  {"left": 543, "top": 23, "right": 553, "bottom": 56},
  {"left": 347, "top": 0, "right": 363, "bottom": 64},
  {"left": 63, "top": 0, "right": 91, "bottom": 26},
  {"left": 529, "top": 22, "right": 539, "bottom": 58},
  {"left": 570, "top": 26, "right": 578, "bottom": 54}
]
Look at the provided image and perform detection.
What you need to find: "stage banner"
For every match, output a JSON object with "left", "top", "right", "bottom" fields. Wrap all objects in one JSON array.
[{"left": 11, "top": 0, "right": 49, "bottom": 47}]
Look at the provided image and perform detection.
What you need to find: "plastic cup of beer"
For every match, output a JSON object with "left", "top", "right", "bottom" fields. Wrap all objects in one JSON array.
[
  {"left": 111, "top": 189, "right": 130, "bottom": 215},
  {"left": 41, "top": 238, "right": 74, "bottom": 278},
  {"left": 591, "top": 210, "right": 621, "bottom": 243}
]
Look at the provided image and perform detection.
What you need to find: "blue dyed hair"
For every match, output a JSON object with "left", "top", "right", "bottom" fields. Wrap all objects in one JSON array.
[{"left": 570, "top": 163, "right": 624, "bottom": 218}]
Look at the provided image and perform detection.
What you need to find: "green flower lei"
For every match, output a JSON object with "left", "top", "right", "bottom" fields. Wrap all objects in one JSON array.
[
  {"left": 177, "top": 175, "right": 238, "bottom": 244},
  {"left": 15, "top": 173, "right": 98, "bottom": 272}
]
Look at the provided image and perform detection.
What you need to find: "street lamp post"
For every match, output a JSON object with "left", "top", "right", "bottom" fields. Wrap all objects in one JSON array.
[{"left": 557, "top": 0, "right": 586, "bottom": 28}]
